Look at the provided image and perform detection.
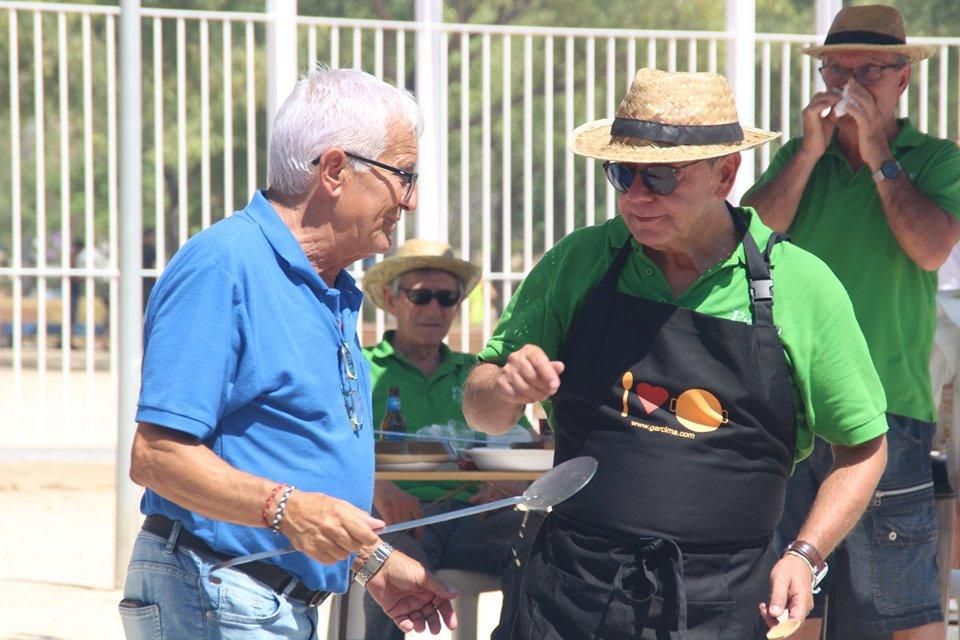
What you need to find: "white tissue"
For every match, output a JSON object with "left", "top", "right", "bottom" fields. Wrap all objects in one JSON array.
[{"left": 833, "top": 84, "right": 851, "bottom": 116}]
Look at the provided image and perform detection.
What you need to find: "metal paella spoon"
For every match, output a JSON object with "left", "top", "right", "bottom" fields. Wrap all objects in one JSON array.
[{"left": 208, "top": 456, "right": 598, "bottom": 579}]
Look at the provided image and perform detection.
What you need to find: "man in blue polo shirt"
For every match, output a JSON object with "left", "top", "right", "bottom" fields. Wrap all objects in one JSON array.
[{"left": 119, "top": 68, "right": 457, "bottom": 640}]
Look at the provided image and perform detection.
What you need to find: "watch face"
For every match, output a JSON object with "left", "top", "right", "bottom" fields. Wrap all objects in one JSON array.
[{"left": 881, "top": 160, "right": 902, "bottom": 179}]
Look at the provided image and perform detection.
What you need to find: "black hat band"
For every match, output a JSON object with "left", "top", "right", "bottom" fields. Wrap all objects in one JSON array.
[
  {"left": 610, "top": 117, "right": 744, "bottom": 145},
  {"left": 824, "top": 30, "right": 906, "bottom": 46}
]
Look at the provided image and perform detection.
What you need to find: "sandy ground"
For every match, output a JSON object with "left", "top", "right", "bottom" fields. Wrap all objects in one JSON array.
[
  {"left": 0, "top": 462, "right": 125, "bottom": 640},
  {"left": 0, "top": 461, "right": 500, "bottom": 640}
]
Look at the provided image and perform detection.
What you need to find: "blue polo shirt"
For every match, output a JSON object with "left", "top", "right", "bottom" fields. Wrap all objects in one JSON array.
[{"left": 136, "top": 190, "right": 374, "bottom": 593}]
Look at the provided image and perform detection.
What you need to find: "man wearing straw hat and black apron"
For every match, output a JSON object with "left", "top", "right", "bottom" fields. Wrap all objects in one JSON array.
[{"left": 463, "top": 68, "right": 889, "bottom": 639}]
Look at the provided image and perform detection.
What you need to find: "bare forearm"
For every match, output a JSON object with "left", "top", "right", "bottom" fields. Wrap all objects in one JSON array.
[
  {"left": 794, "top": 435, "right": 887, "bottom": 556},
  {"left": 130, "top": 422, "right": 278, "bottom": 527},
  {"left": 742, "top": 150, "right": 820, "bottom": 232},
  {"left": 875, "top": 176, "right": 960, "bottom": 270},
  {"left": 463, "top": 363, "right": 525, "bottom": 434}
]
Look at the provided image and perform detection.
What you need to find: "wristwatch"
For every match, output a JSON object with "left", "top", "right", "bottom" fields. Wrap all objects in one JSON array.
[
  {"left": 784, "top": 540, "right": 829, "bottom": 593},
  {"left": 353, "top": 541, "right": 394, "bottom": 588},
  {"left": 872, "top": 159, "right": 903, "bottom": 183}
]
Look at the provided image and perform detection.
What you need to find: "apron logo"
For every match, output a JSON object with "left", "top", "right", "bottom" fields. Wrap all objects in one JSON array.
[
  {"left": 635, "top": 382, "right": 669, "bottom": 414},
  {"left": 669, "top": 388, "right": 729, "bottom": 432},
  {"left": 620, "top": 372, "right": 729, "bottom": 436}
]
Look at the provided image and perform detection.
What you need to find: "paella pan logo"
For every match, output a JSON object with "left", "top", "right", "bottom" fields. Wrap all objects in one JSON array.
[{"left": 620, "top": 372, "right": 728, "bottom": 433}]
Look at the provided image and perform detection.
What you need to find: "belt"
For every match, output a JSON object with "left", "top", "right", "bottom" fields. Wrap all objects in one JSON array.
[{"left": 142, "top": 514, "right": 332, "bottom": 607}]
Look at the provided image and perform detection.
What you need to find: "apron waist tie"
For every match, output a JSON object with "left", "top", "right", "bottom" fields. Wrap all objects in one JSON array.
[{"left": 612, "top": 537, "right": 688, "bottom": 640}]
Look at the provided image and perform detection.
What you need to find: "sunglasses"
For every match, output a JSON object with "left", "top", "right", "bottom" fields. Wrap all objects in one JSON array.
[
  {"left": 603, "top": 160, "right": 701, "bottom": 196},
  {"left": 397, "top": 287, "right": 462, "bottom": 307},
  {"left": 338, "top": 341, "right": 363, "bottom": 433}
]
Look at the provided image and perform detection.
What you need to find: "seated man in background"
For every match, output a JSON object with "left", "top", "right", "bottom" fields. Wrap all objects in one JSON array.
[{"left": 361, "top": 238, "right": 540, "bottom": 640}]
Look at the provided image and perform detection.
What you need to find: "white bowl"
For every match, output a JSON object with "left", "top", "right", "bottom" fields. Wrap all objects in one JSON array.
[{"left": 466, "top": 447, "right": 555, "bottom": 471}]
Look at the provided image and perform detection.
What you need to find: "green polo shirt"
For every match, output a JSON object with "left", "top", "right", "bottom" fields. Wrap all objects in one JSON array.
[
  {"left": 365, "top": 331, "right": 508, "bottom": 502},
  {"left": 745, "top": 119, "right": 960, "bottom": 422},
  {"left": 477, "top": 208, "right": 888, "bottom": 463}
]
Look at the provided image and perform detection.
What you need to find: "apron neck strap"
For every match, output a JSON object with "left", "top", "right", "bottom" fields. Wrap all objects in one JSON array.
[{"left": 729, "top": 203, "right": 789, "bottom": 327}]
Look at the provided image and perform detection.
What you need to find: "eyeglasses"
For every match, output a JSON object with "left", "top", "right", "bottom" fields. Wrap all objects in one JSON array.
[
  {"left": 397, "top": 287, "right": 462, "bottom": 307},
  {"left": 338, "top": 341, "right": 363, "bottom": 432},
  {"left": 602, "top": 160, "right": 701, "bottom": 196},
  {"left": 818, "top": 63, "right": 903, "bottom": 86},
  {"left": 313, "top": 151, "right": 419, "bottom": 205}
]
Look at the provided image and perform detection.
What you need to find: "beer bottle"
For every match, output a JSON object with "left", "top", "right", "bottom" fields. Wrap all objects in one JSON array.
[{"left": 379, "top": 387, "right": 407, "bottom": 440}]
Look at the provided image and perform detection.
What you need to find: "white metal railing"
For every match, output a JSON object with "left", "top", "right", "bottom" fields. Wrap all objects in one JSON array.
[{"left": 3, "top": 3, "right": 960, "bottom": 452}]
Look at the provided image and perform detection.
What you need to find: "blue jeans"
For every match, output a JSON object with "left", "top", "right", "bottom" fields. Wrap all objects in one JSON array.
[
  {"left": 120, "top": 528, "right": 319, "bottom": 640},
  {"left": 776, "top": 414, "right": 942, "bottom": 636},
  {"left": 363, "top": 499, "right": 541, "bottom": 640}
]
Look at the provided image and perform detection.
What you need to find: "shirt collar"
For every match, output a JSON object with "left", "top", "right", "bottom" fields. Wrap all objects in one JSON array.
[
  {"left": 826, "top": 117, "right": 922, "bottom": 159},
  {"left": 245, "top": 189, "right": 359, "bottom": 295},
  {"left": 605, "top": 205, "right": 773, "bottom": 269},
  {"left": 370, "top": 330, "right": 457, "bottom": 373}
]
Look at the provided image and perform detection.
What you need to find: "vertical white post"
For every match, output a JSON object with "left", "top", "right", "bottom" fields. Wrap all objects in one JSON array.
[
  {"left": 414, "top": 0, "right": 444, "bottom": 241},
  {"left": 266, "top": 0, "right": 298, "bottom": 135},
  {"left": 815, "top": 0, "right": 842, "bottom": 92},
  {"left": 726, "top": 0, "right": 756, "bottom": 203},
  {"left": 816, "top": 0, "right": 842, "bottom": 37},
  {"left": 116, "top": 0, "right": 143, "bottom": 588}
]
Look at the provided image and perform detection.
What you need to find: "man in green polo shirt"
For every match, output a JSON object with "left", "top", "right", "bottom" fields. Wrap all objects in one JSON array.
[
  {"left": 743, "top": 6, "right": 960, "bottom": 639},
  {"left": 361, "top": 238, "right": 536, "bottom": 640},
  {"left": 463, "top": 67, "right": 888, "bottom": 640}
]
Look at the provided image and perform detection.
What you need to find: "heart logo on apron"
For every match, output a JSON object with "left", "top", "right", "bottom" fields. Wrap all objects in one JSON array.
[{"left": 635, "top": 382, "right": 669, "bottom": 414}]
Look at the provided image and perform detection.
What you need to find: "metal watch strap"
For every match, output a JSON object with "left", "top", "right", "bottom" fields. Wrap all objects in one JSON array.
[{"left": 353, "top": 541, "right": 394, "bottom": 588}]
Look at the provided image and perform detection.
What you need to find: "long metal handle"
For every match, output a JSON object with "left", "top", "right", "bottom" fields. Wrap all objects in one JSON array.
[
  {"left": 373, "top": 430, "right": 490, "bottom": 445},
  {"left": 378, "top": 495, "right": 524, "bottom": 534},
  {"left": 209, "top": 495, "right": 525, "bottom": 577}
]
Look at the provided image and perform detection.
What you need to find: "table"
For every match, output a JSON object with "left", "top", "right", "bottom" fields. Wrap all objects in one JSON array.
[{"left": 375, "top": 465, "right": 545, "bottom": 482}]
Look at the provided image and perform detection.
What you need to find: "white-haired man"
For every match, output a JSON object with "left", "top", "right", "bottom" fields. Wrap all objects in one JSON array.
[{"left": 120, "top": 68, "right": 457, "bottom": 639}]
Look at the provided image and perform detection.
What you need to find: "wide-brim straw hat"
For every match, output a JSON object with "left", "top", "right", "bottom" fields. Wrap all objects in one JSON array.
[
  {"left": 803, "top": 5, "right": 935, "bottom": 64},
  {"left": 363, "top": 238, "right": 482, "bottom": 311},
  {"left": 569, "top": 68, "right": 779, "bottom": 164}
]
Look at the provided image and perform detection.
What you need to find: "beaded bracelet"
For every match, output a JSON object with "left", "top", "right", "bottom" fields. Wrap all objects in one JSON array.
[
  {"left": 261, "top": 483, "right": 286, "bottom": 528},
  {"left": 270, "top": 485, "right": 296, "bottom": 534}
]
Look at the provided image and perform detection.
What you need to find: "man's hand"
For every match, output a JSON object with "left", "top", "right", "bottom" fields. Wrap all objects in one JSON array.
[
  {"left": 279, "top": 492, "right": 385, "bottom": 565},
  {"left": 373, "top": 480, "right": 423, "bottom": 526},
  {"left": 759, "top": 553, "right": 814, "bottom": 629},
  {"left": 496, "top": 344, "right": 565, "bottom": 405},
  {"left": 365, "top": 551, "right": 458, "bottom": 635},
  {"left": 838, "top": 80, "right": 892, "bottom": 168},
  {"left": 799, "top": 90, "right": 842, "bottom": 158}
]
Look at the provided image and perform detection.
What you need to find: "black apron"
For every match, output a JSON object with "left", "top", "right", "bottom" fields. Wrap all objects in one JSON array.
[{"left": 508, "top": 208, "right": 797, "bottom": 640}]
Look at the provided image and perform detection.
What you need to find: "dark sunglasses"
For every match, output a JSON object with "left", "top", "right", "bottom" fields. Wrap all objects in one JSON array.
[
  {"left": 397, "top": 287, "right": 462, "bottom": 307},
  {"left": 603, "top": 160, "right": 700, "bottom": 196}
]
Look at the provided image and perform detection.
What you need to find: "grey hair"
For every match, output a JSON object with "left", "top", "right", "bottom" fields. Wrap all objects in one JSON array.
[{"left": 267, "top": 66, "right": 424, "bottom": 197}]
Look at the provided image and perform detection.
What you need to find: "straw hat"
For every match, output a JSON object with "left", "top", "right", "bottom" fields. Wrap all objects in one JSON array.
[
  {"left": 803, "top": 5, "right": 935, "bottom": 64},
  {"left": 569, "top": 68, "right": 779, "bottom": 164},
  {"left": 363, "top": 239, "right": 482, "bottom": 311}
]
